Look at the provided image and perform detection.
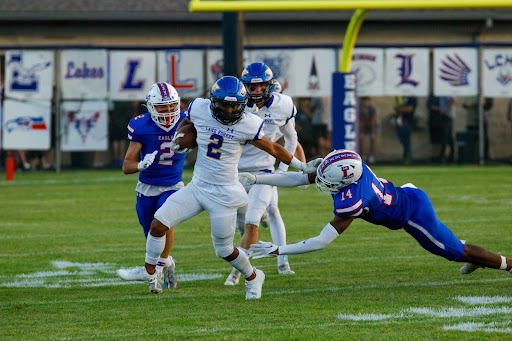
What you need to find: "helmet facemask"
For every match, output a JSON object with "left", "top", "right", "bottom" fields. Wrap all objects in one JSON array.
[{"left": 210, "top": 97, "right": 246, "bottom": 125}]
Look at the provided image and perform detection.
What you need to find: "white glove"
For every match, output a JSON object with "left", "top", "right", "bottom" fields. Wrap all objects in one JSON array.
[
  {"left": 298, "top": 184, "right": 310, "bottom": 190},
  {"left": 250, "top": 241, "right": 278, "bottom": 259},
  {"left": 238, "top": 172, "right": 257, "bottom": 186},
  {"left": 170, "top": 133, "right": 192, "bottom": 154},
  {"left": 137, "top": 150, "right": 158, "bottom": 171},
  {"left": 290, "top": 157, "right": 322, "bottom": 173}
]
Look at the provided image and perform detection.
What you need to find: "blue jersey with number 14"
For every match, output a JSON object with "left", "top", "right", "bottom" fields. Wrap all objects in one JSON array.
[
  {"left": 332, "top": 163, "right": 412, "bottom": 230},
  {"left": 127, "top": 111, "right": 188, "bottom": 186}
]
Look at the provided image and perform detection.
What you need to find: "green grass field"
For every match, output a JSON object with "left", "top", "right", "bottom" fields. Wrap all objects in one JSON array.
[{"left": 1, "top": 165, "right": 511, "bottom": 340}]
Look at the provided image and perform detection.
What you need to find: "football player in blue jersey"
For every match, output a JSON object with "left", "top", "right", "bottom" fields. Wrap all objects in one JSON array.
[
  {"left": 117, "top": 82, "right": 186, "bottom": 294},
  {"left": 245, "top": 149, "right": 512, "bottom": 277}
]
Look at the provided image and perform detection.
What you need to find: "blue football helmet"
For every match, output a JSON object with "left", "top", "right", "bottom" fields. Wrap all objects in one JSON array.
[
  {"left": 271, "top": 79, "right": 283, "bottom": 94},
  {"left": 209, "top": 76, "right": 248, "bottom": 126},
  {"left": 241, "top": 62, "right": 274, "bottom": 104}
]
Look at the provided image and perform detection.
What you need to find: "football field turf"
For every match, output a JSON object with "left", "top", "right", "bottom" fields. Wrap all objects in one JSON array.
[{"left": 1, "top": 165, "right": 511, "bottom": 340}]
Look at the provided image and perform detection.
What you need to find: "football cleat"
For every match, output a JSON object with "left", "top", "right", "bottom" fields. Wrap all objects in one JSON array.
[
  {"left": 245, "top": 268, "right": 265, "bottom": 300},
  {"left": 460, "top": 263, "right": 482, "bottom": 274},
  {"left": 117, "top": 266, "right": 156, "bottom": 283},
  {"left": 148, "top": 272, "right": 163, "bottom": 294},
  {"left": 278, "top": 262, "right": 295, "bottom": 275},
  {"left": 260, "top": 211, "right": 270, "bottom": 228},
  {"left": 224, "top": 268, "right": 241, "bottom": 286},
  {"left": 163, "top": 256, "right": 177, "bottom": 289}
]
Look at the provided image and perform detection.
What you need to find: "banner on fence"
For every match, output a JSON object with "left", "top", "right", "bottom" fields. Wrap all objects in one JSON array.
[
  {"left": 109, "top": 51, "right": 156, "bottom": 100},
  {"left": 351, "top": 48, "right": 384, "bottom": 96},
  {"left": 4, "top": 50, "right": 54, "bottom": 100},
  {"left": 61, "top": 50, "right": 108, "bottom": 100},
  {"left": 60, "top": 100, "right": 108, "bottom": 151},
  {"left": 2, "top": 99, "right": 51, "bottom": 150},
  {"left": 433, "top": 48, "right": 478, "bottom": 97},
  {"left": 482, "top": 48, "right": 512, "bottom": 98},
  {"left": 158, "top": 50, "right": 205, "bottom": 98},
  {"left": 384, "top": 48, "right": 429, "bottom": 96}
]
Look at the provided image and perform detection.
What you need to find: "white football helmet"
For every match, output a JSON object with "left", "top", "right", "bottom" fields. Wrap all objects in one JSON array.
[
  {"left": 145, "top": 82, "right": 180, "bottom": 128},
  {"left": 316, "top": 149, "right": 363, "bottom": 194}
]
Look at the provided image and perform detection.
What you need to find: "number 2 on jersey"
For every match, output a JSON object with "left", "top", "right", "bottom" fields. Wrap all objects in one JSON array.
[{"left": 207, "top": 134, "right": 224, "bottom": 160}]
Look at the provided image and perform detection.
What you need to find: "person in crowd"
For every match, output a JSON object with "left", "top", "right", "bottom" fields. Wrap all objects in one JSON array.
[
  {"left": 118, "top": 82, "right": 185, "bottom": 293},
  {"left": 240, "top": 149, "right": 512, "bottom": 279},
  {"left": 393, "top": 96, "right": 417, "bottom": 165},
  {"left": 463, "top": 96, "right": 493, "bottom": 161},
  {"left": 358, "top": 96, "right": 378, "bottom": 164},
  {"left": 438, "top": 96, "right": 456, "bottom": 163},
  {"left": 117, "top": 76, "right": 321, "bottom": 300}
]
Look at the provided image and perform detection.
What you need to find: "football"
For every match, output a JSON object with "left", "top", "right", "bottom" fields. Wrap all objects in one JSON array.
[{"left": 175, "top": 123, "right": 197, "bottom": 150}]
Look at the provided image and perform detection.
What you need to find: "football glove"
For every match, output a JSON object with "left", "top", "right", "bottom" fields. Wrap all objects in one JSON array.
[
  {"left": 250, "top": 241, "right": 278, "bottom": 259},
  {"left": 290, "top": 157, "right": 323, "bottom": 173},
  {"left": 238, "top": 172, "right": 257, "bottom": 186},
  {"left": 137, "top": 150, "right": 158, "bottom": 171},
  {"left": 170, "top": 133, "right": 193, "bottom": 154}
]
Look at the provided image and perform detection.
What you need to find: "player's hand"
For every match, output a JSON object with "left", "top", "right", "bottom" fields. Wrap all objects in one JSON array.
[
  {"left": 301, "top": 157, "right": 323, "bottom": 173},
  {"left": 298, "top": 184, "right": 309, "bottom": 190},
  {"left": 170, "top": 133, "right": 192, "bottom": 154},
  {"left": 137, "top": 150, "right": 158, "bottom": 171},
  {"left": 250, "top": 241, "right": 278, "bottom": 259},
  {"left": 238, "top": 172, "right": 257, "bottom": 186}
]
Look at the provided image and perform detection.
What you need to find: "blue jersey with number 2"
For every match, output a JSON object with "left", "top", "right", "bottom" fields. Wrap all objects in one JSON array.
[{"left": 127, "top": 111, "right": 188, "bottom": 186}]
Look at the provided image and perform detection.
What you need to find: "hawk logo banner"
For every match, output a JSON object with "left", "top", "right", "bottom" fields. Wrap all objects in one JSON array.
[
  {"left": 2, "top": 99, "right": 51, "bottom": 150},
  {"left": 433, "top": 48, "right": 478, "bottom": 96},
  {"left": 109, "top": 51, "right": 156, "bottom": 100},
  {"left": 384, "top": 48, "right": 429, "bottom": 96},
  {"left": 5, "top": 50, "right": 54, "bottom": 100},
  {"left": 60, "top": 100, "right": 108, "bottom": 151}
]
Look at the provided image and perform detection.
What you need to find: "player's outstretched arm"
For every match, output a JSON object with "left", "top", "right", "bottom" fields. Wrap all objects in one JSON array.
[
  {"left": 239, "top": 171, "right": 312, "bottom": 188},
  {"left": 249, "top": 136, "right": 322, "bottom": 173},
  {"left": 250, "top": 215, "right": 353, "bottom": 257}
]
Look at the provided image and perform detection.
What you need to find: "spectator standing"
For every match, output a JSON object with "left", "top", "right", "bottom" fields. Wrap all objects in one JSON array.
[
  {"left": 463, "top": 96, "right": 492, "bottom": 161},
  {"left": 393, "top": 96, "right": 417, "bottom": 164},
  {"left": 295, "top": 97, "right": 316, "bottom": 159},
  {"left": 427, "top": 93, "right": 443, "bottom": 162},
  {"left": 438, "top": 96, "right": 456, "bottom": 163},
  {"left": 358, "top": 96, "right": 377, "bottom": 164}
]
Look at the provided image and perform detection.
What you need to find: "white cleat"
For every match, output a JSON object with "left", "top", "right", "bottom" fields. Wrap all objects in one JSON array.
[
  {"left": 117, "top": 266, "right": 156, "bottom": 283},
  {"left": 260, "top": 211, "right": 270, "bottom": 228},
  {"left": 460, "top": 263, "right": 482, "bottom": 274},
  {"left": 163, "top": 256, "right": 177, "bottom": 289},
  {"left": 224, "top": 268, "right": 241, "bottom": 286},
  {"left": 245, "top": 268, "right": 265, "bottom": 300},
  {"left": 148, "top": 273, "right": 163, "bottom": 294},
  {"left": 278, "top": 262, "right": 295, "bottom": 275}
]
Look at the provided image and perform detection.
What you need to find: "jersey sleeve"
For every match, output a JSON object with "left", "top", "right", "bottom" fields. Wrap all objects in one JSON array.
[
  {"left": 332, "top": 186, "right": 365, "bottom": 217},
  {"left": 127, "top": 115, "right": 145, "bottom": 143}
]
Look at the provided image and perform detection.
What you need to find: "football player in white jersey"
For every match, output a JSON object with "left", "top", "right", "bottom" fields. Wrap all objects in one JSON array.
[
  {"left": 225, "top": 63, "right": 302, "bottom": 286},
  {"left": 117, "top": 76, "right": 322, "bottom": 300}
]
